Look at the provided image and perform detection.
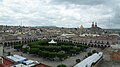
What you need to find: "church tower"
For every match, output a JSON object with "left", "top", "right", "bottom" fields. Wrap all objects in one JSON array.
[
  {"left": 92, "top": 22, "right": 94, "bottom": 28},
  {"left": 95, "top": 22, "right": 97, "bottom": 28},
  {"left": 91, "top": 22, "right": 95, "bottom": 33}
]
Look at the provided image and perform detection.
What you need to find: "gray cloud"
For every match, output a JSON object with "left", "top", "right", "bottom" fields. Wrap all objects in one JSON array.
[
  {"left": 0, "top": 0, "right": 120, "bottom": 28},
  {"left": 51, "top": 0, "right": 120, "bottom": 28},
  {"left": 51, "top": 0, "right": 108, "bottom": 6}
]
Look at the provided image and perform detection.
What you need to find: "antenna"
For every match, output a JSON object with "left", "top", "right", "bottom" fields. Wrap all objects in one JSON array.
[
  {"left": 21, "top": 20, "right": 22, "bottom": 26},
  {"left": 20, "top": 20, "right": 23, "bottom": 34},
  {"left": 109, "top": 16, "right": 111, "bottom": 29}
]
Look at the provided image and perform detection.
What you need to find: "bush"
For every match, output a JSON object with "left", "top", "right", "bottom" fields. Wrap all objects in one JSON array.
[
  {"left": 22, "top": 48, "right": 28, "bottom": 53},
  {"left": 92, "top": 50, "right": 97, "bottom": 54},
  {"left": 41, "top": 51, "right": 49, "bottom": 58},
  {"left": 14, "top": 44, "right": 22, "bottom": 51},
  {"left": 57, "top": 52, "right": 67, "bottom": 61},
  {"left": 29, "top": 48, "right": 39, "bottom": 54},
  {"left": 87, "top": 52, "right": 92, "bottom": 56},
  {"left": 61, "top": 46, "right": 73, "bottom": 51},
  {"left": 38, "top": 50, "right": 42, "bottom": 56},
  {"left": 45, "top": 46, "right": 61, "bottom": 52},
  {"left": 76, "top": 59, "right": 81, "bottom": 63}
]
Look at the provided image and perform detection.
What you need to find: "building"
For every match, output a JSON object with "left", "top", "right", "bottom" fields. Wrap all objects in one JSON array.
[
  {"left": 74, "top": 52, "right": 103, "bottom": 67},
  {"left": 91, "top": 22, "right": 101, "bottom": 32},
  {"left": 0, "top": 55, "right": 50, "bottom": 67}
]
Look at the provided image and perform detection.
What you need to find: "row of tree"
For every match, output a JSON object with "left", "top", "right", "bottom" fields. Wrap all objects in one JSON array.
[
  {"left": 27, "top": 46, "right": 82, "bottom": 60},
  {"left": 29, "top": 39, "right": 75, "bottom": 46},
  {"left": 14, "top": 39, "right": 88, "bottom": 61},
  {"left": 87, "top": 50, "right": 97, "bottom": 56},
  {"left": 14, "top": 45, "right": 87, "bottom": 61}
]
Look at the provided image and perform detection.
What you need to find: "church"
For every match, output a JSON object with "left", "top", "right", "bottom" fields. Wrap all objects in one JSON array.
[{"left": 91, "top": 22, "right": 101, "bottom": 32}]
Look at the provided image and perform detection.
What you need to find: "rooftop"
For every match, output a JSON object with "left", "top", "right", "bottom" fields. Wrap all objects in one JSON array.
[{"left": 74, "top": 52, "right": 103, "bottom": 67}]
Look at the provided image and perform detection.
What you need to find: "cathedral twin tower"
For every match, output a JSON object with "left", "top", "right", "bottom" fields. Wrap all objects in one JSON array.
[{"left": 92, "top": 22, "right": 97, "bottom": 28}]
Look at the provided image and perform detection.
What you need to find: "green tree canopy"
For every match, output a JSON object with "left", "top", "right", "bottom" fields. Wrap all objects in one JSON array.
[
  {"left": 14, "top": 44, "right": 22, "bottom": 50},
  {"left": 29, "top": 48, "right": 39, "bottom": 54},
  {"left": 76, "top": 59, "right": 81, "bottom": 63}
]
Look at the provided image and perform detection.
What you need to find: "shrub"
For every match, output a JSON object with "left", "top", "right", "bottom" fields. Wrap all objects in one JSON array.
[
  {"left": 87, "top": 52, "right": 92, "bottom": 56},
  {"left": 76, "top": 59, "right": 81, "bottom": 63},
  {"left": 92, "top": 50, "right": 97, "bottom": 54},
  {"left": 29, "top": 48, "right": 39, "bottom": 54}
]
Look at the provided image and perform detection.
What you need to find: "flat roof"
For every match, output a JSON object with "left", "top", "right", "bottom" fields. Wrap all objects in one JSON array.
[
  {"left": 11, "top": 64, "right": 28, "bottom": 67},
  {"left": 74, "top": 52, "right": 103, "bottom": 67},
  {"left": 7, "top": 55, "right": 26, "bottom": 62},
  {"left": 6, "top": 55, "right": 50, "bottom": 67}
]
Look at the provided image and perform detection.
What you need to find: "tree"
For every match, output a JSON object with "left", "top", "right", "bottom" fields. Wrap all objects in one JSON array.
[
  {"left": 39, "top": 39, "right": 48, "bottom": 45},
  {"left": 61, "top": 46, "right": 73, "bottom": 52},
  {"left": 48, "top": 52, "right": 56, "bottom": 60},
  {"left": 30, "top": 45, "right": 40, "bottom": 48},
  {"left": 92, "top": 50, "right": 97, "bottom": 54},
  {"left": 45, "top": 46, "right": 61, "bottom": 52},
  {"left": 87, "top": 52, "right": 92, "bottom": 56},
  {"left": 57, "top": 64, "right": 67, "bottom": 67},
  {"left": 38, "top": 50, "right": 42, "bottom": 56},
  {"left": 64, "top": 42, "right": 74, "bottom": 45},
  {"left": 57, "top": 52, "right": 67, "bottom": 61},
  {"left": 14, "top": 44, "right": 22, "bottom": 51},
  {"left": 76, "top": 59, "right": 81, "bottom": 63},
  {"left": 78, "top": 44, "right": 88, "bottom": 48},
  {"left": 38, "top": 46, "right": 45, "bottom": 51},
  {"left": 29, "top": 41, "right": 40, "bottom": 46},
  {"left": 80, "top": 47, "right": 85, "bottom": 51},
  {"left": 74, "top": 48, "right": 81, "bottom": 54},
  {"left": 69, "top": 49, "right": 76, "bottom": 55},
  {"left": 22, "top": 47, "right": 28, "bottom": 53},
  {"left": 29, "top": 48, "right": 39, "bottom": 54},
  {"left": 41, "top": 51, "right": 49, "bottom": 58},
  {"left": 28, "top": 39, "right": 48, "bottom": 47}
]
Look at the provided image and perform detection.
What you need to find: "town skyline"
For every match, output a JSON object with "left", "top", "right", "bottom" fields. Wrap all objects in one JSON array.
[{"left": 0, "top": 22, "right": 119, "bottom": 29}]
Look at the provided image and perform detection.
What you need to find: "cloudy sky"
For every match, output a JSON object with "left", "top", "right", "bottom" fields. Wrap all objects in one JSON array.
[{"left": 0, "top": 0, "right": 120, "bottom": 28}]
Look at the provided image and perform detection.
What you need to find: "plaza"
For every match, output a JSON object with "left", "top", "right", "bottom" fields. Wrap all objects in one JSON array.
[{"left": 4, "top": 46, "right": 102, "bottom": 67}]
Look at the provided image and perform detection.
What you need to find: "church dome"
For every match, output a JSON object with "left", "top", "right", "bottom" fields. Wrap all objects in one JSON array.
[{"left": 80, "top": 25, "right": 84, "bottom": 30}]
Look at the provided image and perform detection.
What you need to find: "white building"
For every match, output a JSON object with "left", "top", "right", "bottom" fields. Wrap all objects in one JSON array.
[
  {"left": 74, "top": 52, "right": 103, "bottom": 67},
  {"left": 7, "top": 55, "right": 39, "bottom": 67}
]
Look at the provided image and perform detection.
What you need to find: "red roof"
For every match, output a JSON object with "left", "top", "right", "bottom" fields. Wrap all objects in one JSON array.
[
  {"left": 2, "top": 57, "right": 18, "bottom": 67},
  {"left": 1, "top": 57, "right": 50, "bottom": 67},
  {"left": 0, "top": 64, "right": 4, "bottom": 67}
]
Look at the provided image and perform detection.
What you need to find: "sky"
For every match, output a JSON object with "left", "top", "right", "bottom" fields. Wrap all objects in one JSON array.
[{"left": 0, "top": 0, "right": 120, "bottom": 29}]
